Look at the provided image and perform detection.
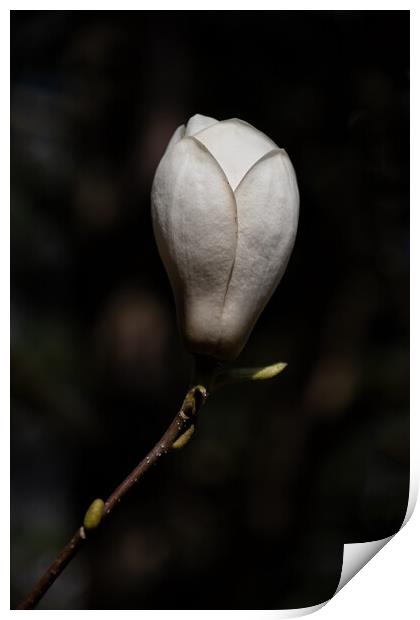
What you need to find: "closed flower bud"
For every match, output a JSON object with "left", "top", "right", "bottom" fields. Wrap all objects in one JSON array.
[{"left": 151, "top": 114, "right": 299, "bottom": 361}]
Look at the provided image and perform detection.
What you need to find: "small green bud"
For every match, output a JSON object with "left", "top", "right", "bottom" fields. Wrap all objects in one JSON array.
[
  {"left": 172, "top": 424, "right": 195, "bottom": 450},
  {"left": 182, "top": 385, "right": 207, "bottom": 416},
  {"left": 83, "top": 499, "right": 105, "bottom": 530},
  {"left": 213, "top": 362, "right": 287, "bottom": 389},
  {"left": 245, "top": 362, "right": 288, "bottom": 381}
]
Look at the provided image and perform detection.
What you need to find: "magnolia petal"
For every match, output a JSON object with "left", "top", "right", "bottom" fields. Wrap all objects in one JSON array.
[
  {"left": 216, "top": 149, "right": 299, "bottom": 359},
  {"left": 151, "top": 136, "right": 237, "bottom": 356},
  {"left": 185, "top": 113, "right": 218, "bottom": 137},
  {"left": 194, "top": 118, "right": 277, "bottom": 191}
]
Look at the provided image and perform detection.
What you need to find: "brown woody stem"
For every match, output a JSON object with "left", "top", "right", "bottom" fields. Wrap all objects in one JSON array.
[{"left": 16, "top": 385, "right": 207, "bottom": 610}]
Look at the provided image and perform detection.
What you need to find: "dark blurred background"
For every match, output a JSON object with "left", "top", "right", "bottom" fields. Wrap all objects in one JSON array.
[{"left": 10, "top": 10, "right": 409, "bottom": 610}]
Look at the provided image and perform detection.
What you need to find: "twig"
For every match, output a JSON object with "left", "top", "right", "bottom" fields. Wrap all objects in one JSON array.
[{"left": 16, "top": 385, "right": 207, "bottom": 610}]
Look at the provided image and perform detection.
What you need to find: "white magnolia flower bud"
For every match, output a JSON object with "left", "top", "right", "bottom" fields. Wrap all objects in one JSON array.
[{"left": 151, "top": 114, "right": 299, "bottom": 361}]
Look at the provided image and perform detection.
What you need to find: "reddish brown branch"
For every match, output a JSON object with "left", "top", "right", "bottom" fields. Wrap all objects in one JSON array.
[{"left": 16, "top": 386, "right": 206, "bottom": 610}]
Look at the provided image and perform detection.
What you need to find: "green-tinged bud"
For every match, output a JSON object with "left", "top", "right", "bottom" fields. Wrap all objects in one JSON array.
[
  {"left": 213, "top": 362, "right": 287, "bottom": 390},
  {"left": 182, "top": 385, "right": 207, "bottom": 416},
  {"left": 83, "top": 499, "right": 105, "bottom": 531},
  {"left": 172, "top": 424, "right": 195, "bottom": 450}
]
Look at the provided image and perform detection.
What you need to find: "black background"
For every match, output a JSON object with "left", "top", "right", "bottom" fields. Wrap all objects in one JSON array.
[{"left": 11, "top": 10, "right": 409, "bottom": 610}]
